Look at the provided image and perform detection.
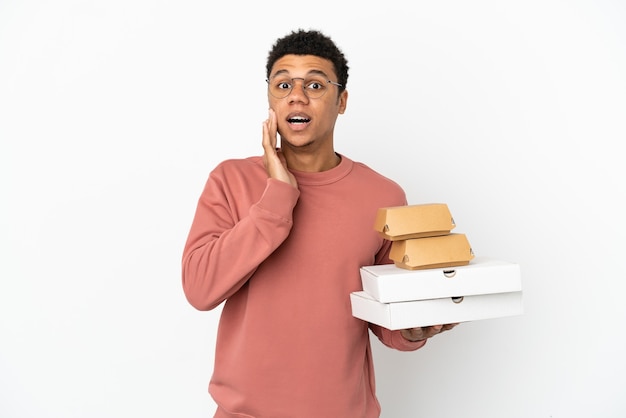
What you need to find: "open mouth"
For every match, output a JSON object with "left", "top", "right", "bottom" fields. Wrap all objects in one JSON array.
[{"left": 287, "top": 116, "right": 311, "bottom": 124}]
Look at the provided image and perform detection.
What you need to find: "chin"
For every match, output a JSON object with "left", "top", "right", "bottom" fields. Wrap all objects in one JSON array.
[{"left": 280, "top": 136, "right": 315, "bottom": 149}]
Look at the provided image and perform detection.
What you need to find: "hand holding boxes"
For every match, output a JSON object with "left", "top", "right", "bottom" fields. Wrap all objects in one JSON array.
[{"left": 350, "top": 204, "right": 523, "bottom": 330}]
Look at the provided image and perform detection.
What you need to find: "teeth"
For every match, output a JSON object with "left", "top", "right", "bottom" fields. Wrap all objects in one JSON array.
[{"left": 288, "top": 116, "right": 310, "bottom": 123}]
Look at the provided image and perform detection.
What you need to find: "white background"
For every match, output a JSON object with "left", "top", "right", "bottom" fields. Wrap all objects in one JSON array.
[{"left": 1, "top": 1, "right": 625, "bottom": 417}]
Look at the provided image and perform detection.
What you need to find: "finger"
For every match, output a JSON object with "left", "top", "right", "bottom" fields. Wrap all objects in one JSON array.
[
  {"left": 421, "top": 325, "right": 443, "bottom": 338},
  {"left": 262, "top": 117, "right": 274, "bottom": 154},
  {"left": 401, "top": 328, "right": 424, "bottom": 342},
  {"left": 269, "top": 108, "right": 277, "bottom": 140},
  {"left": 266, "top": 108, "right": 278, "bottom": 150}
]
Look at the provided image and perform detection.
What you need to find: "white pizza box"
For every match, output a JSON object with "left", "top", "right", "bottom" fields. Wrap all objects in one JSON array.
[
  {"left": 360, "top": 257, "right": 521, "bottom": 303},
  {"left": 350, "top": 290, "right": 523, "bottom": 330}
]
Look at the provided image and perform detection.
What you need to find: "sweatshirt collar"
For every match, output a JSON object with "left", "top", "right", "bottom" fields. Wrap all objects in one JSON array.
[{"left": 290, "top": 153, "right": 353, "bottom": 186}]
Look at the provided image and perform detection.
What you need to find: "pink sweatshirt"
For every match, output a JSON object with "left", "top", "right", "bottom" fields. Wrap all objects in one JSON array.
[{"left": 182, "top": 154, "right": 425, "bottom": 418}]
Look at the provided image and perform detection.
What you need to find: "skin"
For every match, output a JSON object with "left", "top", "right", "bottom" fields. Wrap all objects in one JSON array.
[
  {"left": 262, "top": 54, "right": 345, "bottom": 180},
  {"left": 262, "top": 54, "right": 458, "bottom": 343}
]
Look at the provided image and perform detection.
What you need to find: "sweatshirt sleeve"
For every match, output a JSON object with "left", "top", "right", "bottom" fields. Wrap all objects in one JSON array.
[
  {"left": 181, "top": 170, "right": 300, "bottom": 311},
  {"left": 368, "top": 218, "right": 427, "bottom": 351}
]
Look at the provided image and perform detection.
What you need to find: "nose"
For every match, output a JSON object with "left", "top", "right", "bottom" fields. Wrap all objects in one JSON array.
[{"left": 287, "top": 78, "right": 309, "bottom": 102}]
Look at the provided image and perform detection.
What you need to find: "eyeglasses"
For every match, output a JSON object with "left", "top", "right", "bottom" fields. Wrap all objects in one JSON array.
[{"left": 266, "top": 76, "right": 343, "bottom": 99}]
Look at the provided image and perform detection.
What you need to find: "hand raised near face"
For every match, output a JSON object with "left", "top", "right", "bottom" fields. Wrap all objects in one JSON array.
[{"left": 262, "top": 108, "right": 298, "bottom": 188}]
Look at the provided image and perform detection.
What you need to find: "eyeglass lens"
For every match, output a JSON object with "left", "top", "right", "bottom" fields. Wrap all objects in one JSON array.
[{"left": 267, "top": 77, "right": 336, "bottom": 99}]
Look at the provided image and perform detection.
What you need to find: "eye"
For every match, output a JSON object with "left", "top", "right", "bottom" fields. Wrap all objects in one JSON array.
[
  {"left": 306, "top": 80, "right": 326, "bottom": 90},
  {"left": 276, "top": 80, "right": 292, "bottom": 90}
]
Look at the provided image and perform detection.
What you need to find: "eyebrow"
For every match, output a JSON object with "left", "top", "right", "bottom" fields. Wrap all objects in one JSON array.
[{"left": 270, "top": 69, "right": 331, "bottom": 79}]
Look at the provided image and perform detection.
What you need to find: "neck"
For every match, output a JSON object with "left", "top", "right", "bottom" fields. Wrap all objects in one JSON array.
[{"left": 282, "top": 147, "right": 341, "bottom": 172}]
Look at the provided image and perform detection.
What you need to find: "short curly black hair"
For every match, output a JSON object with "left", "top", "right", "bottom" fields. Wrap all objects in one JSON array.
[{"left": 266, "top": 29, "right": 349, "bottom": 92}]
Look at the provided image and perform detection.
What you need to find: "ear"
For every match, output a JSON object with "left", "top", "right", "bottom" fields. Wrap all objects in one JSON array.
[{"left": 337, "top": 90, "right": 348, "bottom": 114}]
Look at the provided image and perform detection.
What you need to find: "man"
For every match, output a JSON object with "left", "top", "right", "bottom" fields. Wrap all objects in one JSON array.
[{"left": 182, "top": 29, "right": 456, "bottom": 418}]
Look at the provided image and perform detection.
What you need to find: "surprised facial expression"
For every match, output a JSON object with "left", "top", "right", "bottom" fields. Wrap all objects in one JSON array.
[{"left": 267, "top": 54, "right": 347, "bottom": 150}]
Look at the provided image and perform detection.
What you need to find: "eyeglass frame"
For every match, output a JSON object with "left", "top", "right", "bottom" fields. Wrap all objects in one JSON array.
[{"left": 265, "top": 76, "right": 343, "bottom": 99}]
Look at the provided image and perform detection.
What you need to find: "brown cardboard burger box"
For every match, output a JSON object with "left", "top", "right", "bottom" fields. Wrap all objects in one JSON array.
[
  {"left": 389, "top": 233, "right": 475, "bottom": 270},
  {"left": 374, "top": 203, "right": 456, "bottom": 241}
]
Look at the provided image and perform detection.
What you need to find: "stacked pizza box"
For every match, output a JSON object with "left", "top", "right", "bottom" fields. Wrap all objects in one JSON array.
[{"left": 350, "top": 204, "right": 523, "bottom": 330}]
